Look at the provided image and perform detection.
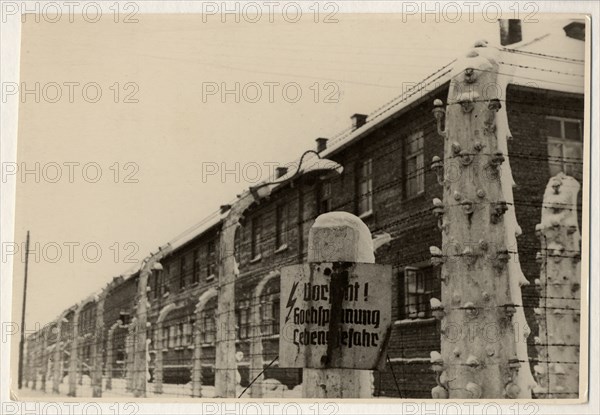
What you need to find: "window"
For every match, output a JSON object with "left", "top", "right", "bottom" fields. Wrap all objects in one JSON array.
[
  {"left": 405, "top": 131, "right": 424, "bottom": 198},
  {"left": 236, "top": 301, "right": 250, "bottom": 339},
  {"left": 251, "top": 216, "right": 262, "bottom": 259},
  {"left": 357, "top": 159, "right": 373, "bottom": 216},
  {"left": 119, "top": 312, "right": 131, "bottom": 325},
  {"left": 184, "top": 321, "right": 193, "bottom": 345},
  {"left": 163, "top": 264, "right": 171, "bottom": 295},
  {"left": 317, "top": 180, "right": 333, "bottom": 214},
  {"left": 168, "top": 326, "right": 176, "bottom": 348},
  {"left": 202, "top": 312, "right": 216, "bottom": 344},
  {"left": 153, "top": 270, "right": 161, "bottom": 299},
  {"left": 272, "top": 297, "right": 280, "bottom": 335},
  {"left": 234, "top": 227, "right": 242, "bottom": 264},
  {"left": 400, "top": 266, "right": 437, "bottom": 319},
  {"left": 207, "top": 240, "right": 216, "bottom": 279},
  {"left": 276, "top": 204, "right": 288, "bottom": 249},
  {"left": 176, "top": 322, "right": 184, "bottom": 348},
  {"left": 546, "top": 116, "right": 583, "bottom": 180},
  {"left": 192, "top": 249, "right": 200, "bottom": 284},
  {"left": 179, "top": 256, "right": 187, "bottom": 289},
  {"left": 162, "top": 327, "right": 169, "bottom": 349},
  {"left": 260, "top": 295, "right": 280, "bottom": 336}
]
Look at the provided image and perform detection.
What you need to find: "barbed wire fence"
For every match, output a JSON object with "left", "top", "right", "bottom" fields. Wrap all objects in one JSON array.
[{"left": 20, "top": 60, "right": 585, "bottom": 399}]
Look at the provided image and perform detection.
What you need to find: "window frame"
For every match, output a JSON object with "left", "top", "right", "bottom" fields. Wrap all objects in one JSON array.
[
  {"left": 236, "top": 301, "right": 251, "bottom": 340},
  {"left": 357, "top": 158, "right": 373, "bottom": 217},
  {"left": 202, "top": 310, "right": 216, "bottom": 344},
  {"left": 206, "top": 240, "right": 216, "bottom": 280},
  {"left": 404, "top": 131, "right": 425, "bottom": 199},
  {"left": 401, "top": 266, "right": 436, "bottom": 319},
  {"left": 179, "top": 255, "right": 187, "bottom": 289},
  {"left": 251, "top": 216, "right": 263, "bottom": 260},
  {"left": 192, "top": 249, "right": 200, "bottom": 284},
  {"left": 317, "top": 180, "right": 333, "bottom": 214},
  {"left": 546, "top": 116, "right": 583, "bottom": 179},
  {"left": 275, "top": 204, "right": 289, "bottom": 250}
]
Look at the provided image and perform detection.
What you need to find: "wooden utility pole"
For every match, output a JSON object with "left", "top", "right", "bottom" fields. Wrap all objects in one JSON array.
[
  {"left": 430, "top": 41, "right": 533, "bottom": 398},
  {"left": 18, "top": 231, "right": 30, "bottom": 389},
  {"left": 534, "top": 173, "right": 581, "bottom": 398}
]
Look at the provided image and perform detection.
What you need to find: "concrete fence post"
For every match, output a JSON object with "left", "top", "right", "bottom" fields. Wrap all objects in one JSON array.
[
  {"left": 52, "top": 313, "right": 67, "bottom": 394},
  {"left": 67, "top": 307, "right": 80, "bottom": 397},
  {"left": 92, "top": 293, "right": 106, "bottom": 397},
  {"left": 431, "top": 40, "right": 535, "bottom": 398},
  {"left": 534, "top": 173, "right": 581, "bottom": 398},
  {"left": 301, "top": 212, "right": 374, "bottom": 398}
]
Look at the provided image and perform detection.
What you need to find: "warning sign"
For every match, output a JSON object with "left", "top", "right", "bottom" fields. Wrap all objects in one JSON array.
[{"left": 279, "top": 261, "right": 392, "bottom": 370}]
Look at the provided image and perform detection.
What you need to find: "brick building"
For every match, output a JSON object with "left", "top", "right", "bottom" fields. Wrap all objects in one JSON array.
[{"left": 23, "top": 19, "right": 585, "bottom": 398}]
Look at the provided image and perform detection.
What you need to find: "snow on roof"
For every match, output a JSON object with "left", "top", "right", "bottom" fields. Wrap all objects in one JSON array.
[
  {"left": 321, "top": 20, "right": 584, "bottom": 159},
  {"left": 250, "top": 153, "right": 343, "bottom": 200}
]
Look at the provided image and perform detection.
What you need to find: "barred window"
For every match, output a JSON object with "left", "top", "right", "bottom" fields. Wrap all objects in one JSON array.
[
  {"left": 183, "top": 321, "right": 193, "bottom": 345},
  {"left": 162, "top": 327, "right": 169, "bottom": 349},
  {"left": 163, "top": 264, "right": 171, "bottom": 295},
  {"left": 202, "top": 310, "right": 216, "bottom": 344},
  {"left": 260, "top": 294, "right": 280, "bottom": 336},
  {"left": 192, "top": 249, "right": 200, "bottom": 284},
  {"left": 405, "top": 131, "right": 424, "bottom": 198},
  {"left": 400, "top": 266, "right": 437, "bottom": 319},
  {"left": 168, "top": 325, "right": 176, "bottom": 348},
  {"left": 276, "top": 204, "right": 288, "bottom": 249},
  {"left": 251, "top": 216, "right": 262, "bottom": 259},
  {"left": 153, "top": 270, "right": 161, "bottom": 299},
  {"left": 179, "top": 256, "right": 187, "bottom": 289},
  {"left": 357, "top": 159, "right": 373, "bottom": 217},
  {"left": 317, "top": 180, "right": 332, "bottom": 214},
  {"left": 207, "top": 240, "right": 216, "bottom": 280},
  {"left": 236, "top": 301, "right": 251, "bottom": 339}
]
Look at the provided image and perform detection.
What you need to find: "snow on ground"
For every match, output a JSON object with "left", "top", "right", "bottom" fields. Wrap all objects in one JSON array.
[{"left": 17, "top": 377, "right": 302, "bottom": 400}]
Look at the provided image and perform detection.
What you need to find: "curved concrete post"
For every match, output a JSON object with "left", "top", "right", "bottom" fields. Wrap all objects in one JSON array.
[
  {"left": 92, "top": 293, "right": 106, "bottom": 397},
  {"left": 249, "top": 272, "right": 279, "bottom": 398},
  {"left": 154, "top": 303, "right": 177, "bottom": 394},
  {"left": 125, "top": 317, "right": 137, "bottom": 392},
  {"left": 52, "top": 312, "right": 69, "bottom": 394},
  {"left": 192, "top": 288, "right": 218, "bottom": 397},
  {"left": 133, "top": 247, "right": 171, "bottom": 398},
  {"left": 40, "top": 329, "right": 49, "bottom": 392},
  {"left": 31, "top": 336, "right": 38, "bottom": 390},
  {"left": 105, "top": 321, "right": 122, "bottom": 391},
  {"left": 216, "top": 193, "right": 253, "bottom": 397},
  {"left": 67, "top": 306, "right": 80, "bottom": 397}
]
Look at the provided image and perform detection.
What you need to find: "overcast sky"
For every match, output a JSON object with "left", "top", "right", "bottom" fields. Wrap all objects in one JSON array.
[{"left": 11, "top": 13, "right": 577, "bottom": 329}]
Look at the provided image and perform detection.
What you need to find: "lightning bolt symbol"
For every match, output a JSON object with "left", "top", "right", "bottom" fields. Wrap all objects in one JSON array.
[{"left": 285, "top": 281, "right": 299, "bottom": 323}]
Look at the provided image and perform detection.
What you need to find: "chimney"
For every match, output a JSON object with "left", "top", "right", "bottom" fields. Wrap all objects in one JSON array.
[
  {"left": 220, "top": 204, "right": 231, "bottom": 214},
  {"left": 563, "top": 21, "right": 585, "bottom": 41},
  {"left": 499, "top": 19, "right": 522, "bottom": 46},
  {"left": 275, "top": 166, "right": 288, "bottom": 178},
  {"left": 316, "top": 137, "right": 328, "bottom": 153},
  {"left": 351, "top": 113, "right": 368, "bottom": 131}
]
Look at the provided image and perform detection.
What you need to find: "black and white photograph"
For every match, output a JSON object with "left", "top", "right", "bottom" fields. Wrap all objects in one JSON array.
[{"left": 0, "top": 2, "right": 596, "bottom": 413}]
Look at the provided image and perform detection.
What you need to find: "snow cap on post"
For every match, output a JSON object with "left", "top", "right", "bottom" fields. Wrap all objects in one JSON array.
[{"left": 308, "top": 212, "right": 374, "bottom": 263}]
